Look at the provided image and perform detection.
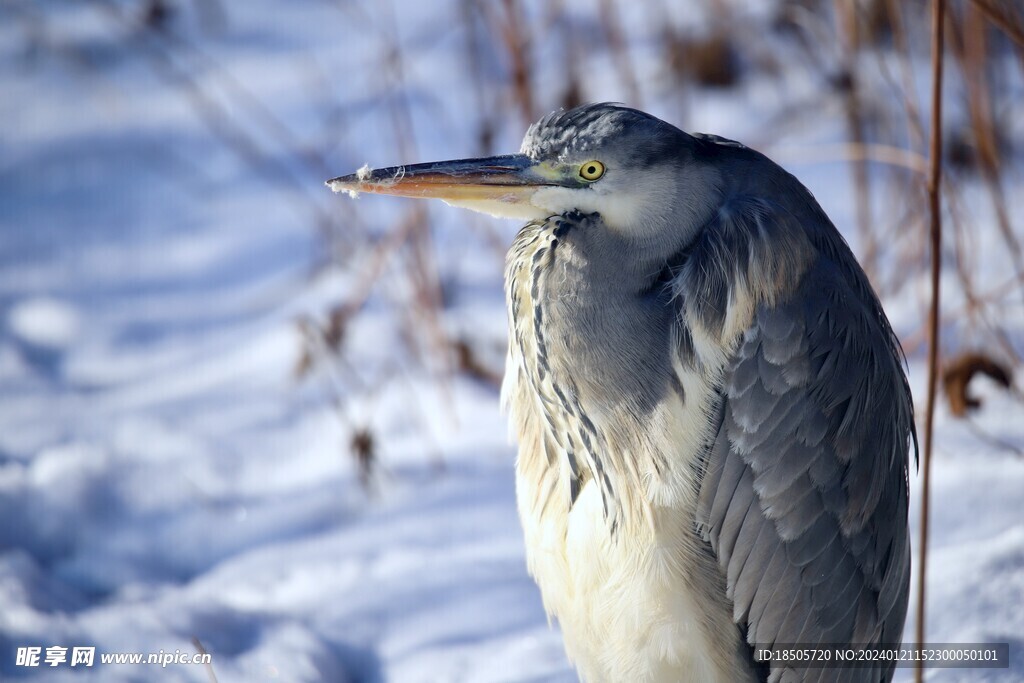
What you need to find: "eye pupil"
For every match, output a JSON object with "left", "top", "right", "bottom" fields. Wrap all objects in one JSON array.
[{"left": 580, "top": 161, "right": 604, "bottom": 180}]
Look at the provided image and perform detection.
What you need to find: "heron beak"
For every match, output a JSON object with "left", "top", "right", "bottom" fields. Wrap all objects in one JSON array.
[{"left": 326, "top": 154, "right": 561, "bottom": 220}]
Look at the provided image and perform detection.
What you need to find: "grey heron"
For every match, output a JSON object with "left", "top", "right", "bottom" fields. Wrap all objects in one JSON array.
[{"left": 327, "top": 103, "right": 914, "bottom": 683}]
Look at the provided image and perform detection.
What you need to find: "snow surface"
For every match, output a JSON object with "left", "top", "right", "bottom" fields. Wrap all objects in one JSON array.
[{"left": 1, "top": 1, "right": 1022, "bottom": 682}]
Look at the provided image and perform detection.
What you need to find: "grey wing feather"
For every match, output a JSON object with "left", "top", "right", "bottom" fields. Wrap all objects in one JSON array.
[{"left": 691, "top": 220, "right": 913, "bottom": 682}]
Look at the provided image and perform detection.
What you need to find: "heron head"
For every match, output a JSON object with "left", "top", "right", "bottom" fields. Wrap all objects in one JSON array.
[{"left": 327, "top": 103, "right": 722, "bottom": 247}]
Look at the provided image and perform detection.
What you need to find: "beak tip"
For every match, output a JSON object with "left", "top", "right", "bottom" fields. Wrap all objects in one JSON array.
[{"left": 326, "top": 177, "right": 361, "bottom": 199}]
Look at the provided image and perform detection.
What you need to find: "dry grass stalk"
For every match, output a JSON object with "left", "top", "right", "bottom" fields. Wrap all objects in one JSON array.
[
  {"left": 970, "top": 0, "right": 1024, "bottom": 48},
  {"left": 488, "top": 0, "right": 535, "bottom": 126},
  {"left": 350, "top": 428, "right": 376, "bottom": 491},
  {"left": 665, "top": 30, "right": 740, "bottom": 88},
  {"left": 834, "top": 0, "right": 877, "bottom": 282},
  {"left": 597, "top": 0, "right": 642, "bottom": 105},
  {"left": 190, "top": 637, "right": 219, "bottom": 683},
  {"left": 454, "top": 339, "right": 503, "bottom": 388},
  {"left": 915, "top": 2, "right": 946, "bottom": 680},
  {"left": 942, "top": 352, "right": 1013, "bottom": 416},
  {"left": 947, "top": 3, "right": 1024, "bottom": 316}
]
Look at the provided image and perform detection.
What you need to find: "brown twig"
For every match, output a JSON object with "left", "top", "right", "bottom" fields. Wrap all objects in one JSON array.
[
  {"left": 970, "top": 0, "right": 1024, "bottom": 48},
  {"left": 87, "top": 0, "right": 339, "bottom": 239},
  {"left": 885, "top": 0, "right": 928, "bottom": 151},
  {"left": 942, "top": 352, "right": 1013, "bottom": 416},
  {"left": 946, "top": 3, "right": 1024, "bottom": 318},
  {"left": 453, "top": 339, "right": 503, "bottom": 388},
  {"left": 915, "top": 1, "right": 945, "bottom": 681},
  {"left": 771, "top": 142, "right": 929, "bottom": 175},
  {"left": 461, "top": 0, "right": 496, "bottom": 154},
  {"left": 834, "top": 0, "right": 877, "bottom": 283},
  {"left": 494, "top": 0, "right": 535, "bottom": 125},
  {"left": 380, "top": 2, "right": 450, "bottom": 346},
  {"left": 597, "top": 0, "right": 642, "bottom": 105},
  {"left": 190, "top": 637, "right": 218, "bottom": 683}
]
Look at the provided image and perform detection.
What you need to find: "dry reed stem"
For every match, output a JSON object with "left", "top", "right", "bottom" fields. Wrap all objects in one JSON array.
[
  {"left": 190, "top": 637, "right": 218, "bottom": 683},
  {"left": 87, "top": 0, "right": 340, "bottom": 239},
  {"left": 773, "top": 142, "right": 929, "bottom": 174},
  {"left": 598, "top": 0, "right": 642, "bottom": 106},
  {"left": 947, "top": 3, "right": 1024, "bottom": 316},
  {"left": 495, "top": 0, "right": 535, "bottom": 126},
  {"left": 970, "top": 0, "right": 1024, "bottom": 48},
  {"left": 915, "top": 2, "right": 945, "bottom": 681},
  {"left": 834, "top": 0, "right": 878, "bottom": 281}
]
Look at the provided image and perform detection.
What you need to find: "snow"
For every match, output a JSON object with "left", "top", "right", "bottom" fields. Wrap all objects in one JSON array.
[
  {"left": 1, "top": 1, "right": 1022, "bottom": 682},
  {"left": 6, "top": 298, "right": 81, "bottom": 352}
]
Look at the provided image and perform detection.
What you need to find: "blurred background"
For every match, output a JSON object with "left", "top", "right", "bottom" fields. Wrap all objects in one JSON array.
[{"left": 1, "top": 0, "right": 1022, "bottom": 681}]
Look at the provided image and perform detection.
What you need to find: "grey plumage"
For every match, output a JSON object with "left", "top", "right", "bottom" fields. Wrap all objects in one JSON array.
[{"left": 327, "top": 103, "right": 915, "bottom": 683}]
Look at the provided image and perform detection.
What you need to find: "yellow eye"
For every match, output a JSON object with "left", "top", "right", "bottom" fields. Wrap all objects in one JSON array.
[{"left": 579, "top": 160, "right": 605, "bottom": 181}]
